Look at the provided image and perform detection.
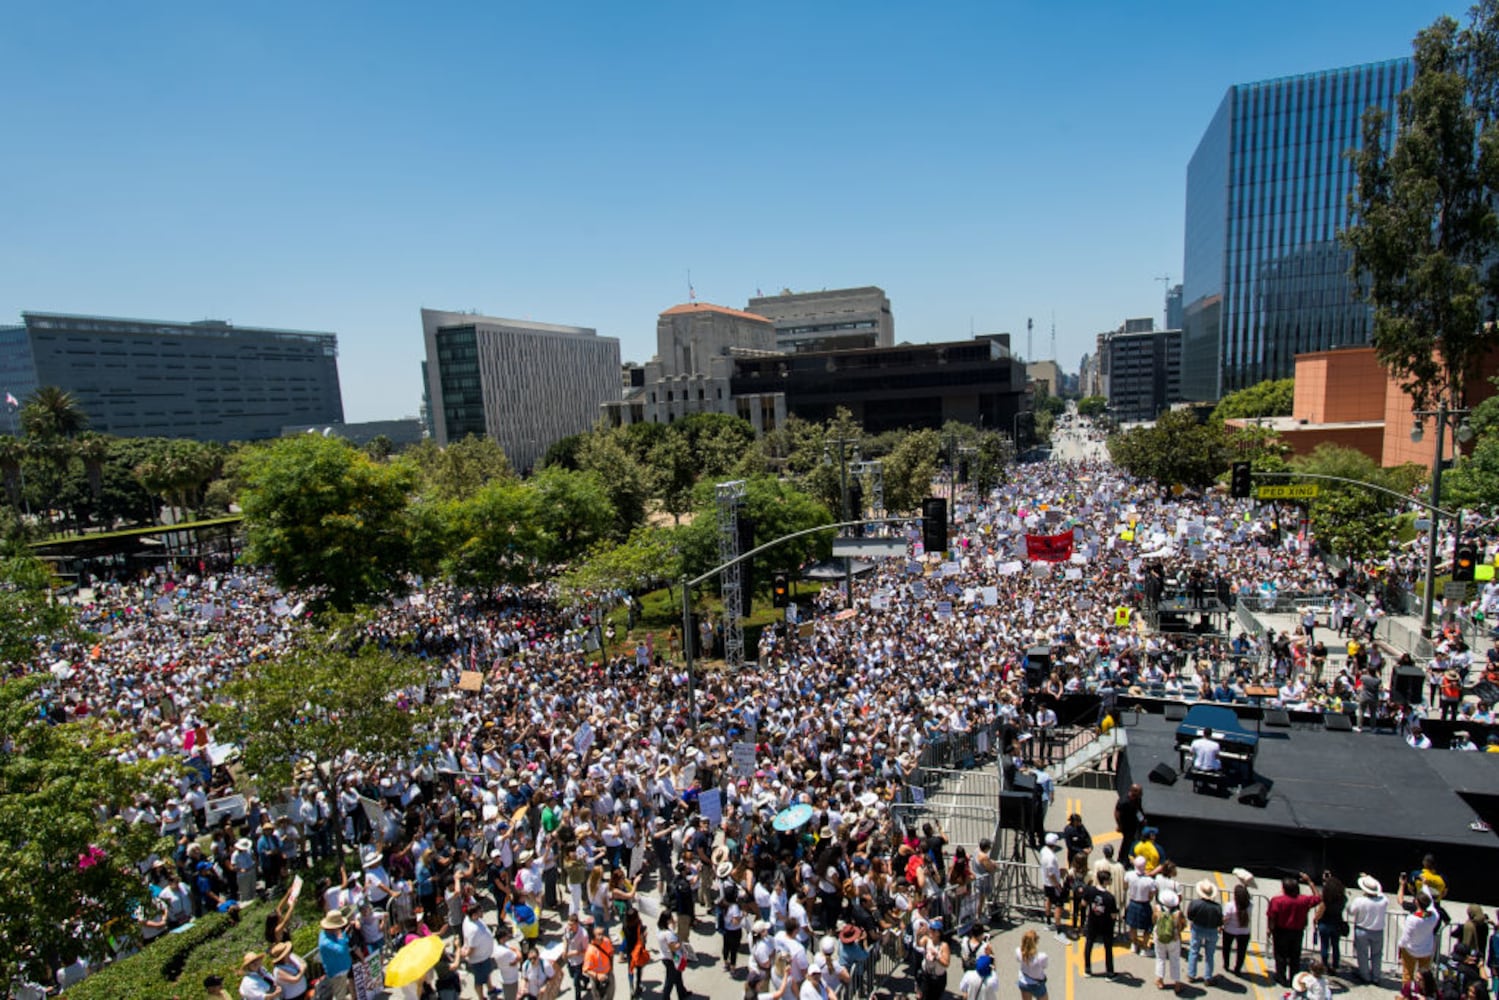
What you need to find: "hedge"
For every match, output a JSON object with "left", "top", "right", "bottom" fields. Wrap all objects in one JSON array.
[{"left": 66, "top": 911, "right": 232, "bottom": 1000}]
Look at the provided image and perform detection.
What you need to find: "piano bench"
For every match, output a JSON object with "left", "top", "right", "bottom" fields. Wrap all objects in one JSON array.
[{"left": 1185, "top": 767, "right": 1234, "bottom": 795}]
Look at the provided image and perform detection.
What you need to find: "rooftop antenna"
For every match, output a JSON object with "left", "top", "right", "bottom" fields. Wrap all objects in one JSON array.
[
  {"left": 1050, "top": 310, "right": 1056, "bottom": 362},
  {"left": 1026, "top": 317, "right": 1033, "bottom": 362},
  {"left": 688, "top": 269, "right": 696, "bottom": 303}
]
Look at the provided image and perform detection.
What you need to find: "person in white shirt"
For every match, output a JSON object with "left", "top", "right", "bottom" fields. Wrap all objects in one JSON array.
[
  {"left": 1039, "top": 833, "right": 1066, "bottom": 935},
  {"left": 1396, "top": 891, "right": 1440, "bottom": 987},
  {"left": 1346, "top": 874, "right": 1389, "bottom": 985},
  {"left": 1016, "top": 929, "right": 1049, "bottom": 1000},
  {"left": 1189, "top": 728, "right": 1222, "bottom": 772},
  {"left": 459, "top": 905, "right": 497, "bottom": 996},
  {"left": 959, "top": 954, "right": 1002, "bottom": 1000}
]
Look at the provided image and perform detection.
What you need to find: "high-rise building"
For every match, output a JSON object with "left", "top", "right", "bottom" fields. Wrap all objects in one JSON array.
[
  {"left": 1101, "top": 324, "right": 1183, "bottom": 423},
  {"left": 746, "top": 287, "right": 894, "bottom": 353},
  {"left": 0, "top": 311, "right": 343, "bottom": 442},
  {"left": 1180, "top": 58, "right": 1412, "bottom": 401},
  {"left": 421, "top": 309, "right": 621, "bottom": 472},
  {"left": 1164, "top": 284, "right": 1184, "bottom": 332}
]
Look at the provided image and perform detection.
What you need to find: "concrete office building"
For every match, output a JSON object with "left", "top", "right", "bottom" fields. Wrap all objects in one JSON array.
[
  {"left": 422, "top": 309, "right": 620, "bottom": 473},
  {"left": 600, "top": 302, "right": 786, "bottom": 433},
  {"left": 1181, "top": 58, "right": 1412, "bottom": 401},
  {"left": 746, "top": 287, "right": 895, "bottom": 354},
  {"left": 0, "top": 311, "right": 343, "bottom": 442}
]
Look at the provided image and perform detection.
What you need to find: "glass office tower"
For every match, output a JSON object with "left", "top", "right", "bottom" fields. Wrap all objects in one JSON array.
[{"left": 1180, "top": 58, "right": 1412, "bottom": 401}]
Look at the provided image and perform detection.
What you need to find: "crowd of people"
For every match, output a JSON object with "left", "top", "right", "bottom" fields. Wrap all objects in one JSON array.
[{"left": 17, "top": 422, "right": 1499, "bottom": 999}]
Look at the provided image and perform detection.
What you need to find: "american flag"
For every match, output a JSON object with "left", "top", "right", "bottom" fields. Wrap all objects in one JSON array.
[{"left": 3, "top": 392, "right": 16, "bottom": 409}]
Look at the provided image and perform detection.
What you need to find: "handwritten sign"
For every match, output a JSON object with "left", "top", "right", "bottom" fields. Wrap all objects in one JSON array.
[
  {"left": 458, "top": 670, "right": 484, "bottom": 693},
  {"left": 698, "top": 789, "right": 722, "bottom": 827},
  {"left": 732, "top": 742, "right": 757, "bottom": 778}
]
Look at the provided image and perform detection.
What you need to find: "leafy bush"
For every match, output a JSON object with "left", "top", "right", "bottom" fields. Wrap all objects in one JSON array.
[{"left": 67, "top": 911, "right": 230, "bottom": 1000}]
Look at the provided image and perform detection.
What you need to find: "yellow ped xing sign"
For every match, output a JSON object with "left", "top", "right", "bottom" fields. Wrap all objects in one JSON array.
[{"left": 1255, "top": 484, "right": 1320, "bottom": 500}]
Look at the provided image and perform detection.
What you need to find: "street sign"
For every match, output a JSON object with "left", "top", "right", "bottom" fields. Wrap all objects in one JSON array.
[
  {"left": 831, "top": 537, "right": 908, "bottom": 558},
  {"left": 1444, "top": 580, "right": 1474, "bottom": 601},
  {"left": 1255, "top": 484, "right": 1320, "bottom": 500}
]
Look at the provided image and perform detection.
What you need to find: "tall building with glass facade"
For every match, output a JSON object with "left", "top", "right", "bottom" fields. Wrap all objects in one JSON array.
[
  {"left": 1180, "top": 58, "right": 1412, "bottom": 401},
  {"left": 420, "top": 309, "right": 620, "bottom": 473}
]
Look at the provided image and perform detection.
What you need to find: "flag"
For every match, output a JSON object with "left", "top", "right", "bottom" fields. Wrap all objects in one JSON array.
[
  {"left": 1025, "top": 530, "right": 1075, "bottom": 563},
  {"left": 3, "top": 392, "right": 17, "bottom": 409}
]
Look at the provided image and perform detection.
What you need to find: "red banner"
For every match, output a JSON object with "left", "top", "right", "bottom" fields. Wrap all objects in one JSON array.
[{"left": 1025, "top": 531, "right": 1075, "bottom": 563}]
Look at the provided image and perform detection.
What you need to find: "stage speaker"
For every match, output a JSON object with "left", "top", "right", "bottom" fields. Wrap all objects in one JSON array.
[
  {"left": 1392, "top": 666, "right": 1425, "bottom": 706},
  {"left": 1010, "top": 771, "right": 1037, "bottom": 794},
  {"left": 1148, "top": 763, "right": 1178, "bottom": 786},
  {"left": 1263, "top": 709, "right": 1291, "bottom": 728},
  {"left": 1324, "top": 713, "right": 1353, "bottom": 732},
  {"left": 999, "top": 790, "right": 1035, "bottom": 830},
  {"left": 1239, "top": 782, "right": 1269, "bottom": 807},
  {"left": 1164, "top": 704, "right": 1187, "bottom": 722}
]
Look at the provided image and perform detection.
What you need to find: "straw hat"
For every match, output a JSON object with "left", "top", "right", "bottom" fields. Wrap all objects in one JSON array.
[
  {"left": 235, "top": 838, "right": 253, "bottom": 852},
  {"left": 1292, "top": 971, "right": 1316, "bottom": 994},
  {"left": 360, "top": 847, "right": 382, "bottom": 869},
  {"left": 1358, "top": 874, "right": 1383, "bottom": 896},
  {"left": 320, "top": 911, "right": 348, "bottom": 931},
  {"left": 716, "top": 861, "right": 733, "bottom": 879},
  {"left": 239, "top": 951, "right": 264, "bottom": 972},
  {"left": 1158, "top": 889, "right": 1180, "bottom": 909},
  {"left": 269, "top": 941, "right": 294, "bottom": 963},
  {"left": 1196, "top": 879, "right": 1217, "bottom": 900}
]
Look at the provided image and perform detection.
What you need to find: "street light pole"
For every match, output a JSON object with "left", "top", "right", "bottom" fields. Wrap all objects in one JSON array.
[
  {"left": 1413, "top": 401, "right": 1471, "bottom": 639},
  {"left": 830, "top": 436, "right": 855, "bottom": 604}
]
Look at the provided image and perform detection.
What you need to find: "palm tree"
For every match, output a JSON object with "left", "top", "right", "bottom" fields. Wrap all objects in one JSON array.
[
  {"left": 0, "top": 436, "right": 26, "bottom": 510},
  {"left": 74, "top": 433, "right": 110, "bottom": 503},
  {"left": 19, "top": 386, "right": 88, "bottom": 441}
]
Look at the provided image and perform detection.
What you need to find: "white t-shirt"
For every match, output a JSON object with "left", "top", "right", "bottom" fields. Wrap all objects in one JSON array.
[
  {"left": 494, "top": 941, "right": 521, "bottom": 984},
  {"left": 462, "top": 915, "right": 496, "bottom": 963},
  {"left": 1190, "top": 736, "right": 1221, "bottom": 771},
  {"left": 1039, "top": 847, "right": 1062, "bottom": 889}
]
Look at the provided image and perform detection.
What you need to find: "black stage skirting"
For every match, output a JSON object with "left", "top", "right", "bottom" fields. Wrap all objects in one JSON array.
[{"left": 1117, "top": 708, "right": 1499, "bottom": 902}]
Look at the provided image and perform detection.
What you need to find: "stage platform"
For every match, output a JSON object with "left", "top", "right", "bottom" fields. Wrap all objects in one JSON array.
[{"left": 1118, "top": 708, "right": 1499, "bottom": 902}]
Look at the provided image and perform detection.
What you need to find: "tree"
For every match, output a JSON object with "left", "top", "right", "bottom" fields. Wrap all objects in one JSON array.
[
  {"left": 1107, "top": 410, "right": 1228, "bottom": 489},
  {"left": 650, "top": 433, "right": 698, "bottom": 525},
  {"left": 1291, "top": 443, "right": 1405, "bottom": 561},
  {"left": 206, "top": 632, "right": 435, "bottom": 860},
  {"left": 1445, "top": 376, "right": 1499, "bottom": 510},
  {"left": 1211, "top": 378, "right": 1295, "bottom": 421},
  {"left": 0, "top": 551, "right": 161, "bottom": 983},
  {"left": 436, "top": 480, "right": 543, "bottom": 588},
  {"left": 0, "top": 674, "right": 167, "bottom": 985},
  {"left": 558, "top": 524, "right": 684, "bottom": 598},
  {"left": 1076, "top": 396, "right": 1108, "bottom": 418},
  {"left": 529, "top": 466, "right": 616, "bottom": 562},
  {"left": 882, "top": 429, "right": 942, "bottom": 513},
  {"left": 575, "top": 426, "right": 651, "bottom": 540},
  {"left": 18, "top": 386, "right": 87, "bottom": 441},
  {"left": 401, "top": 435, "right": 513, "bottom": 503},
  {"left": 239, "top": 435, "right": 417, "bottom": 609},
  {"left": 1343, "top": 9, "right": 1499, "bottom": 414}
]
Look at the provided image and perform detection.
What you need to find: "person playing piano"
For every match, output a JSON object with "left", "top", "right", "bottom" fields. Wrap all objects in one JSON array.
[{"left": 1190, "top": 727, "right": 1222, "bottom": 774}]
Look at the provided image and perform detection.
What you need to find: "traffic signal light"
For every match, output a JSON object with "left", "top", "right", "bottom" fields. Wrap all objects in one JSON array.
[
  {"left": 922, "top": 497, "right": 948, "bottom": 554},
  {"left": 1454, "top": 543, "right": 1478, "bottom": 582},
  {"left": 771, "top": 573, "right": 790, "bottom": 608},
  {"left": 1230, "top": 462, "right": 1252, "bottom": 498}
]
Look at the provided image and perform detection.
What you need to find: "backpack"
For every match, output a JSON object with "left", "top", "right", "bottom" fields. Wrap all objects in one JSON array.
[
  {"left": 1155, "top": 910, "right": 1178, "bottom": 943},
  {"left": 672, "top": 875, "right": 694, "bottom": 914}
]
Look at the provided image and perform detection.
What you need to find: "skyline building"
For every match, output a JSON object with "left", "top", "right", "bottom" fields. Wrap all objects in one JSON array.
[
  {"left": 421, "top": 309, "right": 620, "bottom": 472},
  {"left": 0, "top": 311, "right": 343, "bottom": 442},
  {"left": 600, "top": 301, "right": 786, "bottom": 433},
  {"left": 1180, "top": 58, "right": 1413, "bottom": 401},
  {"left": 746, "top": 286, "right": 895, "bottom": 354}
]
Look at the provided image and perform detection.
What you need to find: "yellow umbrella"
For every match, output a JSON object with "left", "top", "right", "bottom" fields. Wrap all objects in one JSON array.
[{"left": 385, "top": 934, "right": 445, "bottom": 988}]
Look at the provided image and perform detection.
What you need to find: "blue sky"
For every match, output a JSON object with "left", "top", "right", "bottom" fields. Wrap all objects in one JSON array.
[{"left": 0, "top": 1, "right": 1454, "bottom": 421}]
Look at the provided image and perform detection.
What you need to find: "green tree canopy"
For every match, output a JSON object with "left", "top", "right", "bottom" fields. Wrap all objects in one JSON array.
[
  {"left": 206, "top": 629, "right": 435, "bottom": 858},
  {"left": 239, "top": 435, "right": 417, "bottom": 609},
  {"left": 19, "top": 386, "right": 88, "bottom": 440},
  {"left": 1076, "top": 396, "right": 1108, "bottom": 418},
  {"left": 1343, "top": 7, "right": 1499, "bottom": 413},
  {"left": 1107, "top": 410, "right": 1228, "bottom": 489},
  {"left": 1211, "top": 378, "right": 1295, "bottom": 421},
  {"left": 401, "top": 435, "right": 514, "bottom": 503}
]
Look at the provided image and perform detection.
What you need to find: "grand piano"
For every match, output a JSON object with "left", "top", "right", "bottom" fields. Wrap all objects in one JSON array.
[{"left": 1174, "top": 704, "right": 1259, "bottom": 788}]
